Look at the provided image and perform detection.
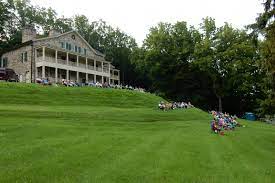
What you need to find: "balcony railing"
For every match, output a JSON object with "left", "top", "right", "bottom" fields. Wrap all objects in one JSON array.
[
  {"left": 103, "top": 68, "right": 109, "bottom": 73},
  {"left": 111, "top": 75, "right": 119, "bottom": 80},
  {"left": 57, "top": 59, "right": 66, "bottom": 65},
  {"left": 68, "top": 61, "right": 77, "bottom": 67},
  {"left": 36, "top": 56, "right": 110, "bottom": 73},
  {"left": 96, "top": 67, "right": 102, "bottom": 72},
  {"left": 79, "top": 63, "right": 86, "bottom": 68},
  {"left": 88, "top": 65, "right": 94, "bottom": 70}
]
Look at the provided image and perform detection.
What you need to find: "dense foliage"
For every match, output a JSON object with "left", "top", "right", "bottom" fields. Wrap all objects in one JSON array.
[
  {"left": 0, "top": 0, "right": 273, "bottom": 116},
  {"left": 250, "top": 0, "right": 275, "bottom": 116}
]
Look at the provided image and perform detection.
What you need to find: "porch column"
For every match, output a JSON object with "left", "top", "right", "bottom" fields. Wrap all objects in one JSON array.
[
  {"left": 86, "top": 73, "right": 88, "bottom": 83},
  {"left": 42, "top": 46, "right": 45, "bottom": 61},
  {"left": 35, "top": 67, "right": 38, "bottom": 80},
  {"left": 94, "top": 60, "right": 96, "bottom": 70},
  {"left": 108, "top": 63, "right": 111, "bottom": 84},
  {"left": 42, "top": 66, "right": 45, "bottom": 79},
  {"left": 76, "top": 71, "right": 79, "bottom": 83},
  {"left": 86, "top": 58, "right": 88, "bottom": 69},
  {"left": 77, "top": 56, "right": 79, "bottom": 67},
  {"left": 55, "top": 68, "right": 58, "bottom": 83},
  {"left": 101, "top": 76, "right": 104, "bottom": 83},
  {"left": 118, "top": 70, "right": 120, "bottom": 85},
  {"left": 66, "top": 52, "right": 69, "bottom": 65},
  {"left": 94, "top": 74, "right": 96, "bottom": 82},
  {"left": 66, "top": 70, "right": 69, "bottom": 81},
  {"left": 55, "top": 50, "right": 58, "bottom": 64},
  {"left": 34, "top": 48, "right": 37, "bottom": 61}
]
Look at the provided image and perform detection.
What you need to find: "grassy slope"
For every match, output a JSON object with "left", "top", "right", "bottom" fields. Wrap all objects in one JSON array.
[{"left": 0, "top": 83, "right": 274, "bottom": 183}]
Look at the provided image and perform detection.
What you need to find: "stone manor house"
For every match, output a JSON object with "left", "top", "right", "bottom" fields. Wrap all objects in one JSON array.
[{"left": 0, "top": 26, "right": 120, "bottom": 84}]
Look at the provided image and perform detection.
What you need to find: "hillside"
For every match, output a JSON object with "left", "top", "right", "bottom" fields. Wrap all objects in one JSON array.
[
  {"left": 0, "top": 83, "right": 163, "bottom": 108},
  {"left": 0, "top": 83, "right": 274, "bottom": 183}
]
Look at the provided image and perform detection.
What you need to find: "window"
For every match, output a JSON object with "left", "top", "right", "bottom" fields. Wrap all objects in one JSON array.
[
  {"left": 84, "top": 48, "right": 87, "bottom": 55},
  {"left": 21, "top": 53, "right": 24, "bottom": 63},
  {"left": 2, "top": 57, "right": 8, "bottom": 67},
  {"left": 68, "top": 44, "right": 71, "bottom": 51},
  {"left": 75, "top": 45, "right": 78, "bottom": 52},
  {"left": 61, "top": 42, "right": 65, "bottom": 49},
  {"left": 24, "top": 52, "right": 28, "bottom": 62},
  {"left": 78, "top": 47, "right": 81, "bottom": 53},
  {"left": 20, "top": 52, "right": 28, "bottom": 63},
  {"left": 66, "top": 42, "right": 69, "bottom": 50}
]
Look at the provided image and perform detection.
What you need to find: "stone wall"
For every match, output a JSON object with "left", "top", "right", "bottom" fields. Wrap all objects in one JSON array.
[{"left": 1, "top": 45, "right": 34, "bottom": 83}]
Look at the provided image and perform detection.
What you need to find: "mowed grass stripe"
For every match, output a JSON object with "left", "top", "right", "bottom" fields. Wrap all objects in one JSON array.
[{"left": 0, "top": 83, "right": 274, "bottom": 182}]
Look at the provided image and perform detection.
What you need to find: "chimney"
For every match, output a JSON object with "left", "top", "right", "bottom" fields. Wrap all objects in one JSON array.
[
  {"left": 22, "top": 25, "right": 36, "bottom": 43},
  {"left": 49, "top": 29, "right": 61, "bottom": 37}
]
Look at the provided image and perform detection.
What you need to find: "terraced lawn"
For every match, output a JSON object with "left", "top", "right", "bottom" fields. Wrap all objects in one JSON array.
[{"left": 0, "top": 83, "right": 274, "bottom": 183}]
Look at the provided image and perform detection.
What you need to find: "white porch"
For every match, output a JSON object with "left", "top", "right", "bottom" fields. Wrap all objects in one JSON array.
[{"left": 35, "top": 46, "right": 120, "bottom": 84}]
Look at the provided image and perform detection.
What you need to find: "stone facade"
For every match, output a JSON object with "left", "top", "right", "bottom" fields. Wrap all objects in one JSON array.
[
  {"left": 1, "top": 29, "right": 120, "bottom": 84},
  {"left": 1, "top": 45, "right": 34, "bottom": 83}
]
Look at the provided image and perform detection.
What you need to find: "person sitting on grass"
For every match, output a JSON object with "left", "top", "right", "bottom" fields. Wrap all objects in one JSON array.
[
  {"left": 211, "top": 120, "right": 221, "bottom": 134},
  {"left": 158, "top": 101, "right": 165, "bottom": 110}
]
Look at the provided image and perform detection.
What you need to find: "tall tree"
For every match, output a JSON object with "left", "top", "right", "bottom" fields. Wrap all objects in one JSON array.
[
  {"left": 251, "top": 0, "right": 275, "bottom": 115},
  {"left": 193, "top": 18, "right": 261, "bottom": 112}
]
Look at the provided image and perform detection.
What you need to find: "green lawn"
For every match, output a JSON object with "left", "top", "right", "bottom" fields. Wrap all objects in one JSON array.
[{"left": 0, "top": 83, "right": 274, "bottom": 183}]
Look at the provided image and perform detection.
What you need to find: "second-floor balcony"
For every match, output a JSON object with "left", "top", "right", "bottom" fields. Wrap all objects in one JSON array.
[
  {"left": 36, "top": 56, "right": 110, "bottom": 74},
  {"left": 35, "top": 47, "right": 119, "bottom": 79}
]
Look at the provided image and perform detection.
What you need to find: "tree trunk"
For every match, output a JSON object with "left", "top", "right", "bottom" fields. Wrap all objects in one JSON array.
[
  {"left": 218, "top": 96, "right": 222, "bottom": 112},
  {"left": 212, "top": 81, "right": 223, "bottom": 112}
]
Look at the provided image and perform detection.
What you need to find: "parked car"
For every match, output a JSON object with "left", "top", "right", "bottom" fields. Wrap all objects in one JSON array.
[{"left": 0, "top": 68, "right": 19, "bottom": 82}]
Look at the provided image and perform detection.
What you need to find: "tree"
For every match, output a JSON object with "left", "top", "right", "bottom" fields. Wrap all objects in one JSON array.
[
  {"left": 138, "top": 21, "right": 201, "bottom": 99},
  {"left": 193, "top": 18, "right": 261, "bottom": 112},
  {"left": 250, "top": 0, "right": 275, "bottom": 115}
]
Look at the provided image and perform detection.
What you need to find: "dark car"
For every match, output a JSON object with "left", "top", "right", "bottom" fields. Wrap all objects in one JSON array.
[{"left": 0, "top": 68, "right": 19, "bottom": 82}]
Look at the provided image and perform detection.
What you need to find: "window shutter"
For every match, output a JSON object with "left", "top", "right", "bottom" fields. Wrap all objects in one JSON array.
[
  {"left": 3, "top": 58, "right": 8, "bottom": 67},
  {"left": 24, "top": 52, "right": 28, "bottom": 62},
  {"left": 21, "top": 53, "right": 24, "bottom": 63}
]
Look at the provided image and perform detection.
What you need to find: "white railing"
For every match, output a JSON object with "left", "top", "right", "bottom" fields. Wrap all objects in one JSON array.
[
  {"left": 111, "top": 75, "right": 119, "bottom": 80},
  {"left": 96, "top": 67, "right": 102, "bottom": 72},
  {"left": 79, "top": 63, "right": 86, "bottom": 68},
  {"left": 36, "top": 57, "right": 43, "bottom": 62},
  {"left": 68, "top": 61, "right": 77, "bottom": 67},
  {"left": 36, "top": 56, "right": 107, "bottom": 73},
  {"left": 57, "top": 59, "right": 66, "bottom": 65},
  {"left": 88, "top": 65, "right": 94, "bottom": 70},
  {"left": 45, "top": 56, "right": 56, "bottom": 63}
]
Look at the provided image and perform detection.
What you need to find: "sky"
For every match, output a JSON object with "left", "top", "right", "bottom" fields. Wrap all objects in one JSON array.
[{"left": 31, "top": 0, "right": 264, "bottom": 45}]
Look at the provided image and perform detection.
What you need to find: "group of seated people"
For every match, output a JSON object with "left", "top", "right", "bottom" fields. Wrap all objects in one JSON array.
[
  {"left": 158, "top": 101, "right": 194, "bottom": 111},
  {"left": 36, "top": 78, "right": 52, "bottom": 85},
  {"left": 86, "top": 82, "right": 145, "bottom": 92},
  {"left": 36, "top": 78, "right": 146, "bottom": 93},
  {"left": 210, "top": 111, "right": 243, "bottom": 135},
  {"left": 61, "top": 79, "right": 85, "bottom": 87}
]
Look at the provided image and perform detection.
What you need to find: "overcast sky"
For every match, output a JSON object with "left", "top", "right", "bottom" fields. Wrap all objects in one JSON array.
[{"left": 31, "top": 0, "right": 264, "bottom": 45}]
